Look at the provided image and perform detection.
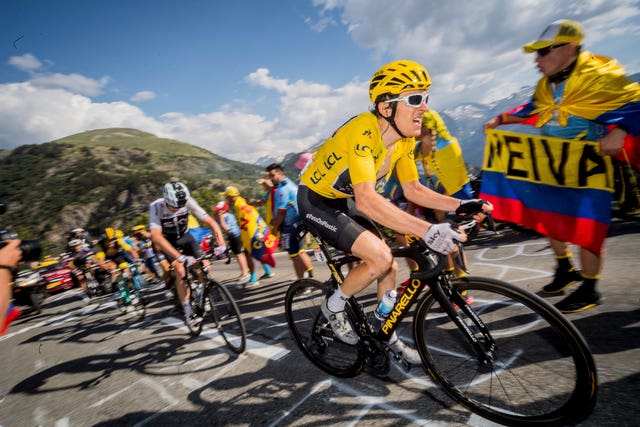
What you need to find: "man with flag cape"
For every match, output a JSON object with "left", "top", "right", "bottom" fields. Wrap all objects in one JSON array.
[{"left": 482, "top": 19, "right": 640, "bottom": 313}]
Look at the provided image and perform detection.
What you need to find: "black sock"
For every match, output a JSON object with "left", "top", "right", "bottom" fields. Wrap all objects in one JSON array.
[
  {"left": 580, "top": 276, "right": 597, "bottom": 293},
  {"left": 556, "top": 254, "right": 573, "bottom": 272}
]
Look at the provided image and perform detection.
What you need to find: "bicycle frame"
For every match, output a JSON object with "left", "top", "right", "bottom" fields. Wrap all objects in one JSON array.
[{"left": 310, "top": 226, "right": 498, "bottom": 364}]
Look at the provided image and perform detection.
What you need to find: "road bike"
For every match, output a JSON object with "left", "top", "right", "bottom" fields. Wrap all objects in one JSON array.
[
  {"left": 284, "top": 216, "right": 597, "bottom": 427},
  {"left": 112, "top": 262, "right": 147, "bottom": 319},
  {"left": 82, "top": 264, "right": 112, "bottom": 297},
  {"left": 180, "top": 253, "right": 247, "bottom": 354}
]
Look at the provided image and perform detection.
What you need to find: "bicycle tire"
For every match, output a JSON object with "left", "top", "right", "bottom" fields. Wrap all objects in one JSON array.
[
  {"left": 284, "top": 279, "right": 364, "bottom": 378},
  {"left": 207, "top": 280, "right": 246, "bottom": 353},
  {"left": 414, "top": 277, "right": 597, "bottom": 427}
]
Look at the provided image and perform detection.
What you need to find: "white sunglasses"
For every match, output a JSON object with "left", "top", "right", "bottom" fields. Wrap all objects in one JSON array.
[{"left": 384, "top": 92, "right": 429, "bottom": 107}]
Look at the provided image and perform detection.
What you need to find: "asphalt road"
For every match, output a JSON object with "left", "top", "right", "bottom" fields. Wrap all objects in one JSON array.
[{"left": 1, "top": 220, "right": 639, "bottom": 427}]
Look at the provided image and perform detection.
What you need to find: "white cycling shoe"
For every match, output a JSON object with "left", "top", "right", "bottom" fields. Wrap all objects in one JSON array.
[
  {"left": 389, "top": 338, "right": 422, "bottom": 365},
  {"left": 321, "top": 299, "right": 359, "bottom": 345}
]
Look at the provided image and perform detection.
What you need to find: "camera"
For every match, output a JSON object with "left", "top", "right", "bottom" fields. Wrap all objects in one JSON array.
[{"left": 0, "top": 197, "right": 42, "bottom": 262}]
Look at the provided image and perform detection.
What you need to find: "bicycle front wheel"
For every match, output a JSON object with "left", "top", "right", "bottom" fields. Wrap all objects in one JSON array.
[
  {"left": 414, "top": 277, "right": 597, "bottom": 427},
  {"left": 284, "top": 279, "right": 364, "bottom": 378},
  {"left": 207, "top": 281, "right": 246, "bottom": 353}
]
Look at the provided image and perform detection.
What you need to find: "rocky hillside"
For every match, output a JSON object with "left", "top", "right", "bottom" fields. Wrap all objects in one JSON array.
[{"left": 0, "top": 128, "right": 265, "bottom": 253}]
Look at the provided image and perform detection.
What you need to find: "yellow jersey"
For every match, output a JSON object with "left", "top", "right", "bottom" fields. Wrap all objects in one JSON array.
[{"left": 300, "top": 112, "right": 419, "bottom": 198}]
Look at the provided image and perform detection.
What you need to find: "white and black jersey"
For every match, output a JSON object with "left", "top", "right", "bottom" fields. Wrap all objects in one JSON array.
[{"left": 149, "top": 197, "right": 209, "bottom": 243}]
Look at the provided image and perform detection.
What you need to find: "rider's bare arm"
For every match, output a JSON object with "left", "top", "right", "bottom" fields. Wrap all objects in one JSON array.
[
  {"left": 353, "top": 181, "right": 434, "bottom": 238},
  {"left": 401, "top": 179, "right": 461, "bottom": 214},
  {"left": 201, "top": 216, "right": 226, "bottom": 247}
]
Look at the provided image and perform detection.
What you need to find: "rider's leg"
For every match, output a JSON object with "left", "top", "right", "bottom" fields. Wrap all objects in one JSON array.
[
  {"left": 326, "top": 231, "right": 394, "bottom": 312},
  {"left": 171, "top": 259, "right": 192, "bottom": 317}
]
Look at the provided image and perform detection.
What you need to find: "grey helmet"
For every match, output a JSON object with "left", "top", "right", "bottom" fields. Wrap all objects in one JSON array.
[{"left": 163, "top": 181, "right": 190, "bottom": 208}]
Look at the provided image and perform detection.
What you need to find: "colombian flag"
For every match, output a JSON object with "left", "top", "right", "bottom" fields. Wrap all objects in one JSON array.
[
  {"left": 1, "top": 303, "right": 21, "bottom": 335},
  {"left": 231, "top": 196, "right": 279, "bottom": 267},
  {"left": 479, "top": 130, "right": 614, "bottom": 255}
]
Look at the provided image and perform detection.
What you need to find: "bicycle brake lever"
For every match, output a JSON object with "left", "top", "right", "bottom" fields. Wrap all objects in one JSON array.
[
  {"left": 453, "top": 241, "right": 468, "bottom": 274},
  {"left": 484, "top": 212, "right": 499, "bottom": 235}
]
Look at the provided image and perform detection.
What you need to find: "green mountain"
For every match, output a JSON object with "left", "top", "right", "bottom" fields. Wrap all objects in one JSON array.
[{"left": 0, "top": 128, "right": 266, "bottom": 254}]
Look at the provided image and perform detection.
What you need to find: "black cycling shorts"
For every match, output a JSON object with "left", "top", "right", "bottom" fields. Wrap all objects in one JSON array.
[
  {"left": 297, "top": 185, "right": 379, "bottom": 253},
  {"left": 164, "top": 232, "right": 204, "bottom": 262}
]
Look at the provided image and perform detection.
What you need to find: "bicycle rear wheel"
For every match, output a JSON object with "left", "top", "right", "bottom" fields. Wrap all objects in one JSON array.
[
  {"left": 284, "top": 279, "right": 364, "bottom": 378},
  {"left": 414, "top": 277, "right": 597, "bottom": 427},
  {"left": 207, "top": 280, "right": 246, "bottom": 353}
]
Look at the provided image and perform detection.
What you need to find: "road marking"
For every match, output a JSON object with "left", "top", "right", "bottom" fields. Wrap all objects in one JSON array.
[
  {"left": 267, "top": 379, "right": 333, "bottom": 427},
  {"left": 159, "top": 316, "right": 290, "bottom": 361}
]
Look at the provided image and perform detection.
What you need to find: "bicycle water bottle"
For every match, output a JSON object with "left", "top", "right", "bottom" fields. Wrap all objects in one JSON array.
[
  {"left": 194, "top": 283, "right": 203, "bottom": 305},
  {"left": 374, "top": 290, "right": 397, "bottom": 320}
]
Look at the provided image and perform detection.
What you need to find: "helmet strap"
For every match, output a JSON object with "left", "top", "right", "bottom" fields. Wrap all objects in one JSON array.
[{"left": 380, "top": 102, "right": 408, "bottom": 139}]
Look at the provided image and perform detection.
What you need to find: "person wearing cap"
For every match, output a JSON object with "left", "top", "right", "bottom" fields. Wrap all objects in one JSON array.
[
  {"left": 213, "top": 201, "right": 251, "bottom": 284},
  {"left": 484, "top": 19, "right": 640, "bottom": 313},
  {"left": 297, "top": 60, "right": 492, "bottom": 364},
  {"left": 251, "top": 174, "right": 277, "bottom": 231},
  {"left": 222, "top": 186, "right": 276, "bottom": 285},
  {"left": 265, "top": 163, "right": 314, "bottom": 280}
]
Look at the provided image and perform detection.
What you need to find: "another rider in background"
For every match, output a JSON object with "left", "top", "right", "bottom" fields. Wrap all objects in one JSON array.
[
  {"left": 297, "top": 60, "right": 492, "bottom": 364},
  {"left": 94, "top": 227, "right": 138, "bottom": 273},
  {"left": 131, "top": 225, "right": 163, "bottom": 284},
  {"left": 149, "top": 182, "right": 226, "bottom": 327},
  {"left": 483, "top": 19, "right": 640, "bottom": 313},
  {"left": 66, "top": 238, "right": 99, "bottom": 303}
]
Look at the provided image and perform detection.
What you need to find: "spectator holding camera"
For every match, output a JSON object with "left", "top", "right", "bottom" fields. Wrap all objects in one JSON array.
[{"left": 1, "top": 240, "right": 23, "bottom": 334}]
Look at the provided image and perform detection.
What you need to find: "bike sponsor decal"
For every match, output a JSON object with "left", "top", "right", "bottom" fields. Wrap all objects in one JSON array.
[{"left": 382, "top": 278, "right": 421, "bottom": 334}]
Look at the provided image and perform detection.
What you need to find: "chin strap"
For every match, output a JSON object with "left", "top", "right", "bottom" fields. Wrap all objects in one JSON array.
[{"left": 381, "top": 102, "right": 409, "bottom": 138}]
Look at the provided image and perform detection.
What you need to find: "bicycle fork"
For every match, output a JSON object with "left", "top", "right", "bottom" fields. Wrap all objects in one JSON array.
[{"left": 430, "top": 276, "right": 496, "bottom": 364}]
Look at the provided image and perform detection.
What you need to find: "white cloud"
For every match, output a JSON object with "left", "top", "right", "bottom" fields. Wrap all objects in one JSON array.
[
  {"left": 29, "top": 73, "right": 109, "bottom": 97},
  {"left": 315, "top": 0, "right": 640, "bottom": 105},
  {"left": 8, "top": 53, "right": 42, "bottom": 72},
  {"left": 0, "top": 63, "right": 367, "bottom": 162},
  {"left": 1, "top": 1, "right": 639, "bottom": 164},
  {"left": 131, "top": 90, "right": 157, "bottom": 102}
]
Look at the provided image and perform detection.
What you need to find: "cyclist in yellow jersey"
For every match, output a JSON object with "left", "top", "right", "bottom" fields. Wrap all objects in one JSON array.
[{"left": 298, "top": 60, "right": 493, "bottom": 362}]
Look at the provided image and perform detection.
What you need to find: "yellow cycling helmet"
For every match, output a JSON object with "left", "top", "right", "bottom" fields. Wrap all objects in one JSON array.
[
  {"left": 105, "top": 227, "right": 116, "bottom": 239},
  {"left": 369, "top": 60, "right": 431, "bottom": 103},
  {"left": 132, "top": 225, "right": 146, "bottom": 233}
]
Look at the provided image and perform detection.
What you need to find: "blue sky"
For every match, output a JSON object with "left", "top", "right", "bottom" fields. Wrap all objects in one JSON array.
[{"left": 1, "top": 0, "right": 639, "bottom": 161}]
